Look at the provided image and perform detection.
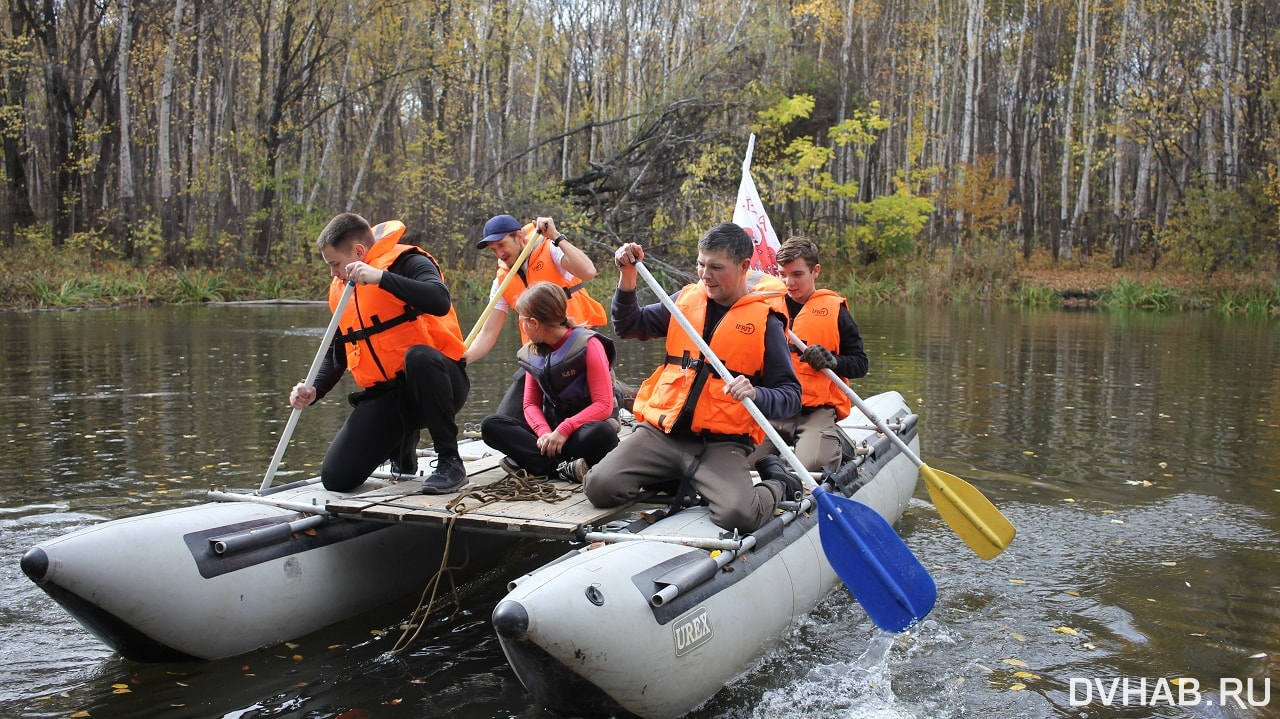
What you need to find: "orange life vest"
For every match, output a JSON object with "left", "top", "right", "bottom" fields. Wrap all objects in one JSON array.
[
  {"left": 329, "top": 226, "right": 465, "bottom": 388},
  {"left": 632, "top": 284, "right": 770, "bottom": 443},
  {"left": 497, "top": 236, "right": 607, "bottom": 342},
  {"left": 746, "top": 269, "right": 787, "bottom": 295},
  {"left": 772, "top": 289, "right": 852, "bottom": 420}
]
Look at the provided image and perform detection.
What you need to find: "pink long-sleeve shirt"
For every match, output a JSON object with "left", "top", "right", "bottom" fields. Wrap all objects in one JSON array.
[{"left": 523, "top": 333, "right": 614, "bottom": 438}]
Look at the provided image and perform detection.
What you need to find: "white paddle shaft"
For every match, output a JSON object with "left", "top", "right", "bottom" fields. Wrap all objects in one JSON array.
[
  {"left": 785, "top": 328, "right": 924, "bottom": 467},
  {"left": 259, "top": 280, "right": 355, "bottom": 491},
  {"left": 634, "top": 261, "right": 813, "bottom": 486}
]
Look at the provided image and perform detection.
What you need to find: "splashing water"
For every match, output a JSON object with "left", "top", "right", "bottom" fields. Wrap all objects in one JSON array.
[{"left": 751, "top": 631, "right": 919, "bottom": 719}]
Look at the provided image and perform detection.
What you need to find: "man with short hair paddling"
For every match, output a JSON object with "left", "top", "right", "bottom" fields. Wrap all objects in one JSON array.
[
  {"left": 289, "top": 213, "right": 470, "bottom": 495},
  {"left": 583, "top": 223, "right": 802, "bottom": 534},
  {"left": 747, "top": 236, "right": 868, "bottom": 473},
  {"left": 464, "top": 214, "right": 607, "bottom": 419}
]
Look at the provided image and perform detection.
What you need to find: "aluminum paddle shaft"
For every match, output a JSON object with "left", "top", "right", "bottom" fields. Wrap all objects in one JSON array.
[
  {"left": 633, "top": 261, "right": 935, "bottom": 632},
  {"left": 259, "top": 280, "right": 355, "bottom": 491},
  {"left": 785, "top": 328, "right": 1015, "bottom": 559},
  {"left": 633, "top": 261, "right": 813, "bottom": 484}
]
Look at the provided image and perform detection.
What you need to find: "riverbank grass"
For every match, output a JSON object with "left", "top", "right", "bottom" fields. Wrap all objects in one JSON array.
[
  {"left": 2, "top": 245, "right": 1277, "bottom": 315},
  {"left": 826, "top": 249, "right": 1280, "bottom": 316}
]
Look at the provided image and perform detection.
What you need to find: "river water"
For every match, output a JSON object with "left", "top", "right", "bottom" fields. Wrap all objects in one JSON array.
[{"left": 1, "top": 301, "right": 1276, "bottom": 718}]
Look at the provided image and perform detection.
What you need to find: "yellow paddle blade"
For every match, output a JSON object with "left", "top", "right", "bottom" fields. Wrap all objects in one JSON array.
[{"left": 920, "top": 464, "right": 1016, "bottom": 560}]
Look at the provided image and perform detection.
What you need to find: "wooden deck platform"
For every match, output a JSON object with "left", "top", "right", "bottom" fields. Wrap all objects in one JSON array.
[{"left": 325, "top": 436, "right": 654, "bottom": 540}]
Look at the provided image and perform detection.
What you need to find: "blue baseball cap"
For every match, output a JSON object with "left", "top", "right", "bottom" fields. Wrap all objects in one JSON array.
[{"left": 477, "top": 214, "right": 523, "bottom": 249}]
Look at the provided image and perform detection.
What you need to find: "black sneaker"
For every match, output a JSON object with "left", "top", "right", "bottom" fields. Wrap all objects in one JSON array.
[
  {"left": 420, "top": 454, "right": 467, "bottom": 495},
  {"left": 500, "top": 456, "right": 547, "bottom": 481},
  {"left": 555, "top": 458, "right": 588, "bottom": 483}
]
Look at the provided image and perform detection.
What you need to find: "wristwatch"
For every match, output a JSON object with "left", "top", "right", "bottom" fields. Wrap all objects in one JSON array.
[{"left": 552, "top": 234, "right": 566, "bottom": 247}]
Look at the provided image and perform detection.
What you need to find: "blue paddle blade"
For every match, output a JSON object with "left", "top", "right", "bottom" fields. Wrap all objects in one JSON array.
[{"left": 813, "top": 486, "right": 937, "bottom": 633}]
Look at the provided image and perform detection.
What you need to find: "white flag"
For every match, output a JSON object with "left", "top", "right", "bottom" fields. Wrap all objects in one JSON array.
[{"left": 732, "top": 134, "right": 781, "bottom": 275}]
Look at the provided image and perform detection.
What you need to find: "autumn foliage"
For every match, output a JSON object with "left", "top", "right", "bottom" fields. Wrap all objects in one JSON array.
[{"left": 0, "top": 0, "right": 1275, "bottom": 279}]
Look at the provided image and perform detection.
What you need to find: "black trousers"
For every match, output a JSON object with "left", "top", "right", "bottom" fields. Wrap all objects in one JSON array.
[
  {"left": 321, "top": 345, "right": 469, "bottom": 492},
  {"left": 480, "top": 412, "right": 619, "bottom": 477}
]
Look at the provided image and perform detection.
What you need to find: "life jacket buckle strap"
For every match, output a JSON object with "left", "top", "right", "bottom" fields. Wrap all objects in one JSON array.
[
  {"left": 665, "top": 350, "right": 703, "bottom": 372},
  {"left": 336, "top": 305, "right": 423, "bottom": 344}
]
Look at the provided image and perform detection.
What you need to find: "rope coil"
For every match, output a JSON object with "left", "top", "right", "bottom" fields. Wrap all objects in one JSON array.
[
  {"left": 391, "top": 463, "right": 580, "bottom": 653},
  {"left": 446, "top": 470, "right": 579, "bottom": 513}
]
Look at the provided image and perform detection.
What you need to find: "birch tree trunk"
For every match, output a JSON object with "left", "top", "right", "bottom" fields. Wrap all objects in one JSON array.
[
  {"left": 347, "top": 56, "right": 408, "bottom": 212},
  {"left": 159, "top": 0, "right": 186, "bottom": 264},
  {"left": 560, "top": 29, "right": 576, "bottom": 182},
  {"left": 526, "top": 14, "right": 546, "bottom": 175},
  {"left": 834, "top": 0, "right": 855, "bottom": 228},
  {"left": 1018, "top": 0, "right": 1040, "bottom": 259},
  {"left": 468, "top": 62, "right": 483, "bottom": 180},
  {"left": 952, "top": 0, "right": 984, "bottom": 239},
  {"left": 959, "top": 0, "right": 983, "bottom": 168},
  {"left": 306, "top": 45, "right": 350, "bottom": 213},
  {"left": 483, "top": 58, "right": 499, "bottom": 195},
  {"left": 186, "top": 1, "right": 207, "bottom": 233},
  {"left": 926, "top": 0, "right": 945, "bottom": 248},
  {"left": 116, "top": 0, "right": 136, "bottom": 259},
  {"left": 217, "top": 23, "right": 238, "bottom": 219},
  {"left": 1214, "top": 0, "right": 1242, "bottom": 185},
  {"left": 497, "top": 0, "right": 513, "bottom": 180},
  {"left": 1069, "top": 6, "right": 1098, "bottom": 259},
  {"left": 1004, "top": 0, "right": 1029, "bottom": 182},
  {"left": 589, "top": 39, "right": 601, "bottom": 165},
  {"left": 1057, "top": 0, "right": 1088, "bottom": 260},
  {"left": 1110, "top": 0, "right": 1132, "bottom": 266},
  {"left": 1231, "top": 0, "right": 1248, "bottom": 187}
]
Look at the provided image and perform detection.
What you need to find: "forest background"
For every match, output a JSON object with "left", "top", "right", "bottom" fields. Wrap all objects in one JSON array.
[{"left": 0, "top": 0, "right": 1277, "bottom": 312}]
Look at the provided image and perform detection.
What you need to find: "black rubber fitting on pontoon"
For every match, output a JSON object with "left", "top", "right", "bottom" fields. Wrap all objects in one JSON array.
[
  {"left": 20, "top": 546, "right": 49, "bottom": 582},
  {"left": 491, "top": 599, "right": 529, "bottom": 639}
]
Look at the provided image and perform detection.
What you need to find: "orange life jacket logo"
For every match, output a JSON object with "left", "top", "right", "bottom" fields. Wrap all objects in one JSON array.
[
  {"left": 811, "top": 307, "right": 830, "bottom": 316},
  {"left": 735, "top": 322, "right": 757, "bottom": 335},
  {"left": 531, "top": 259, "right": 546, "bottom": 272}
]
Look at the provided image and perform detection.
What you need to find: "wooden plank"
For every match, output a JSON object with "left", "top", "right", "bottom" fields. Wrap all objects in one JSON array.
[
  {"left": 325, "top": 456, "right": 646, "bottom": 539},
  {"left": 322, "top": 422, "right": 649, "bottom": 538}
]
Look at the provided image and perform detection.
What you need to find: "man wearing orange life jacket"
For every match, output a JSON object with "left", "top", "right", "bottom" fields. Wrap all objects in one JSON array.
[
  {"left": 289, "top": 213, "right": 471, "bottom": 495},
  {"left": 463, "top": 214, "right": 607, "bottom": 419},
  {"left": 582, "top": 223, "right": 803, "bottom": 534},
  {"left": 748, "top": 237, "right": 868, "bottom": 473}
]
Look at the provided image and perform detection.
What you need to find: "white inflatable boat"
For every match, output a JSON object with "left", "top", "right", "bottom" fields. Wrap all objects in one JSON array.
[
  {"left": 492, "top": 390, "right": 923, "bottom": 719},
  {"left": 19, "top": 448, "right": 507, "bottom": 662}
]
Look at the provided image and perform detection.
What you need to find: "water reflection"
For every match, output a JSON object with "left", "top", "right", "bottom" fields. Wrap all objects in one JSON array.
[{"left": 1, "top": 302, "right": 1278, "bottom": 718}]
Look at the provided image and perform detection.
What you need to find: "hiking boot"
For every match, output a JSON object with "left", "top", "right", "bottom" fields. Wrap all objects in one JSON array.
[
  {"left": 755, "top": 455, "right": 804, "bottom": 501},
  {"left": 500, "top": 456, "right": 546, "bottom": 481},
  {"left": 554, "top": 458, "right": 588, "bottom": 484},
  {"left": 420, "top": 454, "right": 467, "bottom": 495}
]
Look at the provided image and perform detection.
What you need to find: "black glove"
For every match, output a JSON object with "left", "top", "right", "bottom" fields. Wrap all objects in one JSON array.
[
  {"left": 755, "top": 456, "right": 804, "bottom": 500},
  {"left": 799, "top": 344, "right": 838, "bottom": 371}
]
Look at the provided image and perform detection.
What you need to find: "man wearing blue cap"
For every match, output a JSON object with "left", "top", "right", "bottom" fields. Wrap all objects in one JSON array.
[{"left": 464, "top": 215, "right": 607, "bottom": 417}]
